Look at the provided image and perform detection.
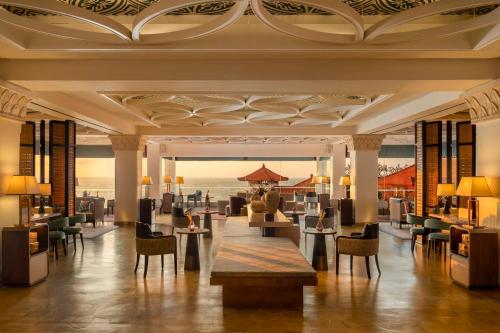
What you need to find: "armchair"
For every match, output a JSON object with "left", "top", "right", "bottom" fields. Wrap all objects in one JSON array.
[
  {"left": 229, "top": 196, "right": 247, "bottom": 216},
  {"left": 76, "top": 197, "right": 105, "bottom": 228},
  {"left": 135, "top": 222, "right": 177, "bottom": 278},
  {"left": 336, "top": 223, "right": 380, "bottom": 279},
  {"left": 389, "top": 198, "right": 410, "bottom": 229},
  {"left": 187, "top": 190, "right": 202, "bottom": 207}
]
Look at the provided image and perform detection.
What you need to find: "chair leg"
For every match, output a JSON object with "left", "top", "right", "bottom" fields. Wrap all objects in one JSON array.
[
  {"left": 443, "top": 242, "right": 447, "bottom": 261},
  {"left": 161, "top": 254, "right": 164, "bottom": 270},
  {"left": 427, "top": 239, "right": 431, "bottom": 258},
  {"left": 62, "top": 239, "right": 67, "bottom": 256},
  {"left": 375, "top": 255, "right": 381, "bottom": 275},
  {"left": 350, "top": 255, "right": 353, "bottom": 272},
  {"left": 365, "top": 256, "right": 371, "bottom": 279},
  {"left": 53, "top": 241, "right": 58, "bottom": 260},
  {"left": 174, "top": 251, "right": 177, "bottom": 275},
  {"left": 304, "top": 234, "right": 307, "bottom": 253},
  {"left": 144, "top": 255, "right": 149, "bottom": 278},
  {"left": 80, "top": 233, "right": 84, "bottom": 250},
  {"left": 134, "top": 254, "right": 140, "bottom": 273},
  {"left": 73, "top": 234, "right": 77, "bottom": 252},
  {"left": 411, "top": 233, "right": 415, "bottom": 252},
  {"left": 335, "top": 252, "right": 339, "bottom": 275}
]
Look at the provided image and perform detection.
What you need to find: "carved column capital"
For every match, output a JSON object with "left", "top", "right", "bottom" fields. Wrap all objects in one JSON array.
[
  {"left": 0, "top": 86, "right": 32, "bottom": 120},
  {"left": 109, "top": 135, "right": 147, "bottom": 152},
  {"left": 463, "top": 81, "right": 500, "bottom": 123},
  {"left": 346, "top": 134, "right": 385, "bottom": 152}
]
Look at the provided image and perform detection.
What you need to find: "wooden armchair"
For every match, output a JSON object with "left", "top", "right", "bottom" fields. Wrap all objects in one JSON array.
[
  {"left": 135, "top": 222, "right": 177, "bottom": 278},
  {"left": 336, "top": 223, "right": 380, "bottom": 279}
]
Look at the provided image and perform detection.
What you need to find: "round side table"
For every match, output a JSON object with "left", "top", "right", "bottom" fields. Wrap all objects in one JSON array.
[
  {"left": 176, "top": 228, "right": 209, "bottom": 271},
  {"left": 303, "top": 229, "right": 337, "bottom": 271}
]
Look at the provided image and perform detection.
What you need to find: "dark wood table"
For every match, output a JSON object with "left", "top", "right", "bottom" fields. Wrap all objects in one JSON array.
[
  {"left": 303, "top": 229, "right": 337, "bottom": 271},
  {"left": 283, "top": 211, "right": 305, "bottom": 224},
  {"left": 199, "top": 210, "right": 218, "bottom": 238},
  {"left": 176, "top": 228, "right": 209, "bottom": 271}
]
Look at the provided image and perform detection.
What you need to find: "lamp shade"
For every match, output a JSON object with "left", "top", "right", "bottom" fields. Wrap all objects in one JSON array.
[
  {"left": 311, "top": 176, "right": 321, "bottom": 185},
  {"left": 456, "top": 176, "right": 492, "bottom": 197},
  {"left": 175, "top": 176, "right": 184, "bottom": 185},
  {"left": 339, "top": 175, "right": 351, "bottom": 186},
  {"left": 141, "top": 176, "right": 153, "bottom": 185},
  {"left": 163, "top": 175, "right": 173, "bottom": 183},
  {"left": 437, "top": 183, "right": 455, "bottom": 196},
  {"left": 38, "top": 183, "right": 52, "bottom": 196},
  {"left": 6, "top": 176, "right": 40, "bottom": 195}
]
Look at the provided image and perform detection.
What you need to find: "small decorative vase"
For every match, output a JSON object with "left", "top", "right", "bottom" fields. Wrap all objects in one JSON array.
[{"left": 315, "top": 219, "right": 324, "bottom": 232}]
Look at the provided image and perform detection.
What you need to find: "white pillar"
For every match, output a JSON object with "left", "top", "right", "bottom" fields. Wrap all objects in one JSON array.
[
  {"left": 0, "top": 117, "right": 22, "bottom": 267},
  {"left": 109, "top": 135, "right": 146, "bottom": 223},
  {"left": 146, "top": 143, "right": 161, "bottom": 199},
  {"left": 315, "top": 157, "right": 327, "bottom": 193},
  {"left": 347, "top": 135, "right": 385, "bottom": 224},
  {"left": 163, "top": 156, "right": 176, "bottom": 193},
  {"left": 330, "top": 144, "right": 346, "bottom": 199}
]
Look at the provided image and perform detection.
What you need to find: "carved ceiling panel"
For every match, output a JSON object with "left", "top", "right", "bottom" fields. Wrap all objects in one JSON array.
[{"left": 106, "top": 94, "right": 372, "bottom": 127}]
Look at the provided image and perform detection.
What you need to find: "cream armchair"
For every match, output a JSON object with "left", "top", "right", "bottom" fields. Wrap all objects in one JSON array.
[{"left": 335, "top": 223, "right": 380, "bottom": 279}]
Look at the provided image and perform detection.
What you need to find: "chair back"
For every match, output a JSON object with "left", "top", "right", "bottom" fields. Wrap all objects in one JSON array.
[
  {"left": 107, "top": 199, "right": 115, "bottom": 208},
  {"left": 229, "top": 196, "right": 247, "bottom": 216},
  {"left": 69, "top": 214, "right": 86, "bottom": 226},
  {"left": 49, "top": 217, "right": 69, "bottom": 231},
  {"left": 360, "top": 223, "right": 379, "bottom": 239},
  {"left": 321, "top": 207, "right": 335, "bottom": 228},
  {"left": 407, "top": 213, "right": 425, "bottom": 226},
  {"left": 305, "top": 215, "right": 318, "bottom": 229},
  {"left": 424, "top": 218, "right": 449, "bottom": 231},
  {"left": 136, "top": 221, "right": 154, "bottom": 239}
]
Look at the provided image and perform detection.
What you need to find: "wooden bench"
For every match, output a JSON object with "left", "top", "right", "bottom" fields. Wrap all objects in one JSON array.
[{"left": 210, "top": 217, "right": 317, "bottom": 308}]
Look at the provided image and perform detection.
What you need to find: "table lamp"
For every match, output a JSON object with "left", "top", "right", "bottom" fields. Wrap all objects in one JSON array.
[
  {"left": 141, "top": 176, "right": 153, "bottom": 198},
  {"left": 38, "top": 183, "right": 52, "bottom": 214},
  {"left": 456, "top": 176, "right": 492, "bottom": 226},
  {"left": 175, "top": 176, "right": 184, "bottom": 195},
  {"left": 437, "top": 183, "right": 455, "bottom": 214},
  {"left": 312, "top": 176, "right": 330, "bottom": 194},
  {"left": 339, "top": 175, "right": 351, "bottom": 199},
  {"left": 163, "top": 175, "right": 172, "bottom": 193},
  {"left": 6, "top": 175, "right": 40, "bottom": 226}
]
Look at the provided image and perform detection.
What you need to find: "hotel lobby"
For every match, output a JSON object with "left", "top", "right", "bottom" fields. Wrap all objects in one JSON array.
[{"left": 0, "top": 1, "right": 500, "bottom": 332}]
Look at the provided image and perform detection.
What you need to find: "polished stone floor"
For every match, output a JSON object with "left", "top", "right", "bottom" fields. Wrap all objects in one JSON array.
[{"left": 1, "top": 215, "right": 499, "bottom": 333}]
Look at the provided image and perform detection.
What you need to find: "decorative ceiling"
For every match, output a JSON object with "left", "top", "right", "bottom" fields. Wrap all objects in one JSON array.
[
  {"left": 0, "top": 0, "right": 498, "bottom": 47},
  {"left": 105, "top": 94, "right": 373, "bottom": 127},
  {"left": 3, "top": 0, "right": 497, "bottom": 16},
  {"left": 148, "top": 135, "right": 345, "bottom": 144}
]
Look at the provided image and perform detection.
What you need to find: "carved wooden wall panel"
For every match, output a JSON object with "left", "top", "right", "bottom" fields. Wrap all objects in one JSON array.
[{"left": 456, "top": 121, "right": 476, "bottom": 209}]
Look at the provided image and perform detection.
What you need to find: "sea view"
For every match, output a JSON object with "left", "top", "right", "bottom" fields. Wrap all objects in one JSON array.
[{"left": 76, "top": 177, "right": 310, "bottom": 202}]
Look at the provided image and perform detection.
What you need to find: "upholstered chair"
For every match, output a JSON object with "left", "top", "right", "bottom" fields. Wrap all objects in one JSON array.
[
  {"left": 64, "top": 214, "right": 85, "bottom": 252},
  {"left": 424, "top": 218, "right": 450, "bottom": 260},
  {"left": 48, "top": 217, "right": 68, "bottom": 259},
  {"left": 229, "top": 196, "right": 247, "bottom": 216},
  {"left": 336, "top": 223, "right": 381, "bottom": 279},
  {"left": 407, "top": 214, "right": 426, "bottom": 252},
  {"left": 135, "top": 222, "right": 177, "bottom": 278}
]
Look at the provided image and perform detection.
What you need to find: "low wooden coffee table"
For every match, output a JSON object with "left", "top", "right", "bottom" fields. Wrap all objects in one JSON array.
[{"left": 176, "top": 228, "right": 209, "bottom": 271}]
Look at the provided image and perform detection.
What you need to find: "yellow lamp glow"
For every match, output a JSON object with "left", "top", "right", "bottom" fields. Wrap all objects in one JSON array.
[
  {"left": 163, "top": 175, "right": 173, "bottom": 183},
  {"left": 175, "top": 176, "right": 184, "bottom": 185},
  {"left": 339, "top": 176, "right": 351, "bottom": 186},
  {"left": 437, "top": 183, "right": 456, "bottom": 196},
  {"left": 7, "top": 176, "right": 40, "bottom": 226},
  {"left": 456, "top": 177, "right": 492, "bottom": 226},
  {"left": 141, "top": 176, "right": 153, "bottom": 186},
  {"left": 38, "top": 183, "right": 52, "bottom": 196}
]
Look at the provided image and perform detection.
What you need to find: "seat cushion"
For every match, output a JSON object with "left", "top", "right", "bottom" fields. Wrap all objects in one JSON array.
[
  {"left": 410, "top": 226, "right": 424, "bottom": 234},
  {"left": 429, "top": 232, "right": 449, "bottom": 241},
  {"left": 49, "top": 231, "right": 66, "bottom": 240},
  {"left": 63, "top": 226, "right": 82, "bottom": 234}
]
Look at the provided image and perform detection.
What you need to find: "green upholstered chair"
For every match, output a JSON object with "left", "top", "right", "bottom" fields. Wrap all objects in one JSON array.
[
  {"left": 407, "top": 214, "right": 426, "bottom": 252},
  {"left": 48, "top": 217, "right": 68, "bottom": 259},
  {"left": 64, "top": 215, "right": 85, "bottom": 252},
  {"left": 424, "top": 218, "right": 450, "bottom": 259}
]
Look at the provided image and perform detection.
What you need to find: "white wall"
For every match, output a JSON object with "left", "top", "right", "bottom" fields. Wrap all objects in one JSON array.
[
  {"left": 476, "top": 118, "right": 500, "bottom": 283},
  {"left": 0, "top": 117, "right": 21, "bottom": 270}
]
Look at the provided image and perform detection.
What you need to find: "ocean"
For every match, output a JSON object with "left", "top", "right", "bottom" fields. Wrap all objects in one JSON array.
[{"left": 76, "top": 177, "right": 308, "bottom": 201}]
